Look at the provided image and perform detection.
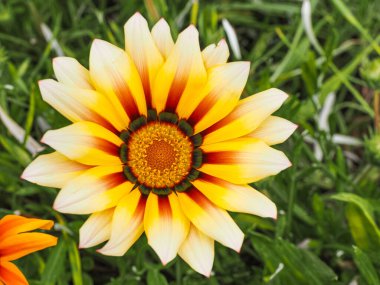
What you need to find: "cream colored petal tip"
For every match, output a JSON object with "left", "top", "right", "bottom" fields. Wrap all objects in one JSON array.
[
  {"left": 178, "top": 225, "right": 214, "bottom": 277},
  {"left": 21, "top": 152, "right": 88, "bottom": 188},
  {"left": 124, "top": 11, "right": 146, "bottom": 27},
  {"left": 144, "top": 194, "right": 189, "bottom": 265},
  {"left": 151, "top": 18, "right": 174, "bottom": 58},
  {"left": 79, "top": 209, "right": 114, "bottom": 248},
  {"left": 248, "top": 116, "right": 298, "bottom": 145},
  {"left": 52, "top": 57, "right": 92, "bottom": 89},
  {"left": 177, "top": 191, "right": 244, "bottom": 253},
  {"left": 262, "top": 88, "right": 289, "bottom": 101}
]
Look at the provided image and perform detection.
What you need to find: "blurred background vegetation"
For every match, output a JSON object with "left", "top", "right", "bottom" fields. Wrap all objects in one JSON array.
[{"left": 1, "top": 0, "right": 380, "bottom": 284}]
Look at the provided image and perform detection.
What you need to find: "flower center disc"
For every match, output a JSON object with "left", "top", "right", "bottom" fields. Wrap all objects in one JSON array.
[{"left": 127, "top": 122, "right": 193, "bottom": 189}]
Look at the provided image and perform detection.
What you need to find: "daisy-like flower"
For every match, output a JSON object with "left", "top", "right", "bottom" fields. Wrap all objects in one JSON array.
[
  {"left": 22, "top": 13, "right": 296, "bottom": 276},
  {"left": 0, "top": 215, "right": 57, "bottom": 285}
]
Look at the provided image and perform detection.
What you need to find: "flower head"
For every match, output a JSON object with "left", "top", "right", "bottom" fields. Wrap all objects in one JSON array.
[
  {"left": 22, "top": 13, "right": 296, "bottom": 276},
  {"left": 0, "top": 215, "right": 57, "bottom": 285}
]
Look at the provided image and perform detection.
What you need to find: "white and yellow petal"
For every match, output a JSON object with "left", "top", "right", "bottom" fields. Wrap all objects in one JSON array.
[
  {"left": 53, "top": 165, "right": 131, "bottom": 214},
  {"left": 89, "top": 39, "right": 146, "bottom": 121},
  {"left": 202, "top": 39, "right": 229, "bottom": 69},
  {"left": 144, "top": 193, "right": 190, "bottom": 265},
  {"left": 39, "top": 79, "right": 127, "bottom": 132},
  {"left": 153, "top": 25, "right": 207, "bottom": 114},
  {"left": 124, "top": 13, "right": 164, "bottom": 107},
  {"left": 98, "top": 190, "right": 146, "bottom": 256},
  {"left": 151, "top": 18, "right": 174, "bottom": 59},
  {"left": 21, "top": 152, "right": 90, "bottom": 188},
  {"left": 52, "top": 57, "right": 93, "bottom": 89},
  {"left": 202, "top": 88, "right": 289, "bottom": 145},
  {"left": 200, "top": 138, "right": 291, "bottom": 184},
  {"left": 202, "top": 43, "right": 216, "bottom": 59},
  {"left": 178, "top": 225, "right": 214, "bottom": 277},
  {"left": 79, "top": 208, "right": 114, "bottom": 248},
  {"left": 192, "top": 174, "right": 276, "bottom": 218},
  {"left": 247, "top": 116, "right": 297, "bottom": 145},
  {"left": 188, "top": 62, "right": 250, "bottom": 133},
  {"left": 177, "top": 189, "right": 244, "bottom": 252},
  {"left": 41, "top": 121, "right": 123, "bottom": 166}
]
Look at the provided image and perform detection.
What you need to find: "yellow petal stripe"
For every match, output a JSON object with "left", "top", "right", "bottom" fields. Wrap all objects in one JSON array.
[
  {"left": 124, "top": 13, "right": 164, "bottom": 108},
  {"left": 202, "top": 88, "right": 289, "bottom": 145},
  {"left": 202, "top": 39, "right": 229, "bottom": 69},
  {"left": 98, "top": 190, "right": 146, "bottom": 256},
  {"left": 177, "top": 188, "right": 244, "bottom": 252},
  {"left": 144, "top": 193, "right": 190, "bottom": 265},
  {"left": 153, "top": 26, "right": 207, "bottom": 114},
  {"left": 188, "top": 62, "right": 250, "bottom": 133},
  {"left": 192, "top": 174, "right": 277, "bottom": 218},
  {"left": 247, "top": 116, "right": 298, "bottom": 145},
  {"left": 79, "top": 208, "right": 114, "bottom": 248},
  {"left": 200, "top": 138, "right": 291, "bottom": 184},
  {"left": 39, "top": 79, "right": 125, "bottom": 132},
  {"left": 53, "top": 165, "right": 130, "bottom": 214},
  {"left": 151, "top": 19, "right": 174, "bottom": 59},
  {"left": 21, "top": 152, "right": 90, "bottom": 188},
  {"left": 41, "top": 121, "right": 123, "bottom": 166},
  {"left": 52, "top": 57, "right": 93, "bottom": 89},
  {"left": 201, "top": 43, "right": 216, "bottom": 59},
  {"left": 178, "top": 225, "right": 214, "bottom": 277},
  {"left": 89, "top": 39, "right": 147, "bottom": 119}
]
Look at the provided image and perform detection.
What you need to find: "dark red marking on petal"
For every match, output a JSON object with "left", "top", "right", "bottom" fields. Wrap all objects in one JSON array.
[
  {"left": 140, "top": 67, "right": 152, "bottom": 109},
  {"left": 137, "top": 195, "right": 147, "bottom": 212},
  {"left": 63, "top": 101, "right": 118, "bottom": 134},
  {"left": 165, "top": 75, "right": 187, "bottom": 113},
  {"left": 187, "top": 91, "right": 216, "bottom": 126},
  {"left": 102, "top": 172, "right": 126, "bottom": 189},
  {"left": 158, "top": 196, "right": 172, "bottom": 218},
  {"left": 201, "top": 111, "right": 240, "bottom": 136},
  {"left": 203, "top": 151, "right": 239, "bottom": 164},
  {"left": 110, "top": 68, "right": 140, "bottom": 120},
  {"left": 133, "top": 194, "right": 147, "bottom": 221},
  {"left": 96, "top": 119, "right": 118, "bottom": 134},
  {"left": 93, "top": 138, "right": 121, "bottom": 157},
  {"left": 88, "top": 114, "right": 119, "bottom": 134},
  {"left": 185, "top": 187, "right": 210, "bottom": 208},
  {"left": 197, "top": 172, "right": 226, "bottom": 186}
]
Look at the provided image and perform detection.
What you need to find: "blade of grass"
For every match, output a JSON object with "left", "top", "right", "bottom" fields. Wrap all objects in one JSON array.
[{"left": 331, "top": 0, "right": 380, "bottom": 55}]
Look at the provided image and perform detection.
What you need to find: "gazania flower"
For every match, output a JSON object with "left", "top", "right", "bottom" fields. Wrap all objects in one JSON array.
[
  {"left": 0, "top": 215, "right": 57, "bottom": 285},
  {"left": 22, "top": 13, "right": 296, "bottom": 276}
]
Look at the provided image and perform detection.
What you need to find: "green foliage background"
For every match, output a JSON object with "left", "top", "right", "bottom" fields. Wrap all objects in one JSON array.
[{"left": 1, "top": 0, "right": 380, "bottom": 284}]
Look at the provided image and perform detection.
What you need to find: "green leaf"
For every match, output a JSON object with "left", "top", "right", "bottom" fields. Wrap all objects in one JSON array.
[
  {"left": 331, "top": 0, "right": 380, "bottom": 55},
  {"left": 319, "top": 42, "right": 376, "bottom": 116},
  {"left": 23, "top": 84, "right": 36, "bottom": 144},
  {"left": 0, "top": 134, "right": 31, "bottom": 166},
  {"left": 66, "top": 238, "right": 83, "bottom": 285},
  {"left": 301, "top": 51, "right": 318, "bottom": 96},
  {"left": 41, "top": 240, "right": 67, "bottom": 285},
  {"left": 345, "top": 204, "right": 380, "bottom": 251},
  {"left": 353, "top": 246, "right": 380, "bottom": 285},
  {"left": 251, "top": 233, "right": 337, "bottom": 285},
  {"left": 147, "top": 269, "right": 168, "bottom": 285},
  {"left": 329, "top": 193, "right": 375, "bottom": 217},
  {"left": 330, "top": 193, "right": 380, "bottom": 251}
]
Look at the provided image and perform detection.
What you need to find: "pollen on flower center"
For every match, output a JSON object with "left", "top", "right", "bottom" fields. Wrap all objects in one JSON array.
[
  {"left": 126, "top": 122, "right": 193, "bottom": 189},
  {"left": 146, "top": 140, "right": 176, "bottom": 170}
]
